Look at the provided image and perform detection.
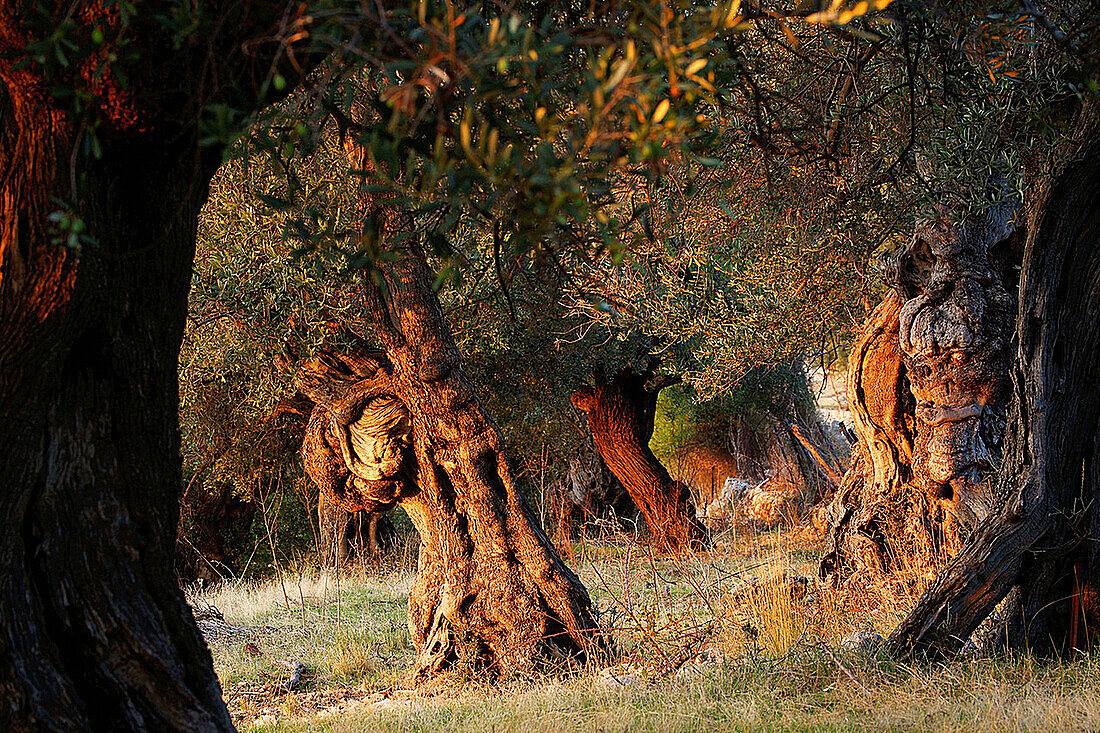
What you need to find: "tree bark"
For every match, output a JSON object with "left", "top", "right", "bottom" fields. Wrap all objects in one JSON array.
[
  {"left": 889, "top": 103, "right": 1100, "bottom": 658},
  {"left": 177, "top": 483, "right": 256, "bottom": 583},
  {"left": 0, "top": 5, "right": 311, "bottom": 729},
  {"left": 298, "top": 197, "right": 606, "bottom": 681},
  {"left": 820, "top": 294, "right": 925, "bottom": 580},
  {"left": 822, "top": 190, "right": 1019, "bottom": 588},
  {"left": 0, "top": 56, "right": 234, "bottom": 733},
  {"left": 571, "top": 367, "right": 705, "bottom": 554}
]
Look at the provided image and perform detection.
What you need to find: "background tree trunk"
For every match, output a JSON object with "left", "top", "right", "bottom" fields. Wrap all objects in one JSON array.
[
  {"left": 317, "top": 493, "right": 395, "bottom": 567},
  {"left": 822, "top": 191, "right": 1019, "bottom": 589},
  {"left": 720, "top": 378, "right": 849, "bottom": 531},
  {"left": 571, "top": 367, "right": 705, "bottom": 554},
  {"left": 177, "top": 483, "right": 256, "bottom": 584},
  {"left": 889, "top": 103, "right": 1100, "bottom": 658},
  {"left": 549, "top": 436, "right": 637, "bottom": 554}
]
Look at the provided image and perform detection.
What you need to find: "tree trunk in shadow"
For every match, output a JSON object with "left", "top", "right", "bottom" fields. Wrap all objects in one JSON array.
[
  {"left": 318, "top": 492, "right": 395, "bottom": 567},
  {"left": 550, "top": 435, "right": 637, "bottom": 554},
  {"left": 0, "top": 8, "right": 320, "bottom": 727},
  {"left": 720, "top": 377, "right": 848, "bottom": 530},
  {"left": 0, "top": 42, "right": 233, "bottom": 733},
  {"left": 177, "top": 483, "right": 256, "bottom": 584},
  {"left": 571, "top": 366, "right": 705, "bottom": 554},
  {"left": 889, "top": 103, "right": 1100, "bottom": 659}
]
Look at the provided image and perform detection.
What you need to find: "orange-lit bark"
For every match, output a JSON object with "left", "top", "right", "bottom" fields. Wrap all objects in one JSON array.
[
  {"left": 298, "top": 159, "right": 607, "bottom": 678},
  {"left": 890, "top": 102, "right": 1100, "bottom": 658},
  {"left": 572, "top": 367, "right": 705, "bottom": 554}
]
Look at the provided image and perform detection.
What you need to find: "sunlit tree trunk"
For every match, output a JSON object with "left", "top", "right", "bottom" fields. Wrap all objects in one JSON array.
[
  {"left": 298, "top": 139, "right": 607, "bottom": 679},
  {"left": 821, "top": 190, "right": 1019, "bottom": 589},
  {"left": 571, "top": 367, "right": 705, "bottom": 554}
]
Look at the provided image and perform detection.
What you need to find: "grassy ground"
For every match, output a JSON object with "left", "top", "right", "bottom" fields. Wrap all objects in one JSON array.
[{"left": 191, "top": 530, "right": 1100, "bottom": 732}]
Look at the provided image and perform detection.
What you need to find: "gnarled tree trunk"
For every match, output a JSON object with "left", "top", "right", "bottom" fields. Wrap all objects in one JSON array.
[
  {"left": 571, "top": 366, "right": 705, "bottom": 554},
  {"left": 822, "top": 188, "right": 1019, "bottom": 589},
  {"left": 889, "top": 103, "right": 1100, "bottom": 658},
  {"left": 298, "top": 181, "right": 606, "bottom": 680}
]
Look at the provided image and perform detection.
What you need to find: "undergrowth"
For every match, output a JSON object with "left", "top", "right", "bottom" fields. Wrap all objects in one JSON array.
[{"left": 190, "top": 531, "right": 1099, "bottom": 732}]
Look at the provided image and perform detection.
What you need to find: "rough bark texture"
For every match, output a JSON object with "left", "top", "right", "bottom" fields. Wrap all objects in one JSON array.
[
  {"left": 298, "top": 170, "right": 606, "bottom": 679},
  {"left": 571, "top": 366, "right": 706, "bottom": 554},
  {"left": 822, "top": 192, "right": 1019, "bottom": 588},
  {"left": 889, "top": 103, "right": 1100, "bottom": 658},
  {"left": 0, "top": 5, "right": 308, "bottom": 729}
]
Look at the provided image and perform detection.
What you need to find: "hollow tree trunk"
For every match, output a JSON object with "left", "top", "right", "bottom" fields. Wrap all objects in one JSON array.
[
  {"left": 821, "top": 188, "right": 1019, "bottom": 588},
  {"left": 889, "top": 103, "right": 1100, "bottom": 658},
  {"left": 571, "top": 367, "right": 705, "bottom": 553},
  {"left": 298, "top": 174, "right": 605, "bottom": 679}
]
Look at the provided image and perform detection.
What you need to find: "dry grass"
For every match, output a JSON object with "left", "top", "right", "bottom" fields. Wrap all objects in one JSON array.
[{"left": 190, "top": 531, "right": 1100, "bottom": 732}]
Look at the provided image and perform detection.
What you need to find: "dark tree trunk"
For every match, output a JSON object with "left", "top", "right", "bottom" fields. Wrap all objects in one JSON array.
[
  {"left": 0, "top": 5, "right": 310, "bottom": 729},
  {"left": 549, "top": 435, "right": 637, "bottom": 553},
  {"left": 571, "top": 367, "right": 705, "bottom": 554},
  {"left": 298, "top": 163, "right": 606, "bottom": 680},
  {"left": 889, "top": 103, "right": 1100, "bottom": 658},
  {"left": 821, "top": 188, "right": 1019, "bottom": 588},
  {"left": 0, "top": 65, "right": 233, "bottom": 733},
  {"left": 719, "top": 379, "right": 847, "bottom": 530},
  {"left": 177, "top": 483, "right": 256, "bottom": 583},
  {"left": 317, "top": 492, "right": 395, "bottom": 567}
]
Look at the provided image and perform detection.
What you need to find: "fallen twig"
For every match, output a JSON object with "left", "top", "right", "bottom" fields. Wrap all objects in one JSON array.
[{"left": 821, "top": 644, "right": 872, "bottom": 696}]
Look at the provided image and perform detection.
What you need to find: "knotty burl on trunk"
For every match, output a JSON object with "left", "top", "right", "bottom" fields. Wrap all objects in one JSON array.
[
  {"left": 298, "top": 200, "right": 606, "bottom": 680},
  {"left": 571, "top": 366, "right": 705, "bottom": 554},
  {"left": 821, "top": 189, "right": 1019, "bottom": 588}
]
